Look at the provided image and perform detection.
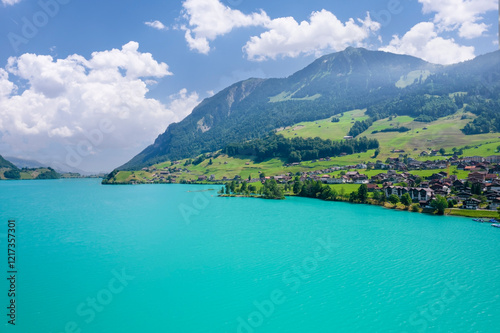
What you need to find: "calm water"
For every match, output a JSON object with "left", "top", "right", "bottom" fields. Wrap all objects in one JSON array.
[{"left": 1, "top": 179, "right": 499, "bottom": 332}]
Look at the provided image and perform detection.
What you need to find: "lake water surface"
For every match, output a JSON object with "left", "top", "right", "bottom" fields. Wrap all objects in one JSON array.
[{"left": 1, "top": 179, "right": 499, "bottom": 332}]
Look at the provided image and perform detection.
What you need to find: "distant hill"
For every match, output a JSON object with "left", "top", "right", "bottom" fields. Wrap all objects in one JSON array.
[
  {"left": 0, "top": 155, "right": 18, "bottom": 170},
  {"left": 119, "top": 48, "right": 500, "bottom": 171},
  {"left": 5, "top": 156, "right": 46, "bottom": 169},
  {"left": 0, "top": 154, "right": 62, "bottom": 180}
]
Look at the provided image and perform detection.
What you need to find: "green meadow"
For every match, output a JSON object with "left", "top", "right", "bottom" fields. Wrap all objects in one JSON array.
[
  {"left": 279, "top": 109, "right": 500, "bottom": 162},
  {"left": 278, "top": 109, "right": 368, "bottom": 141}
]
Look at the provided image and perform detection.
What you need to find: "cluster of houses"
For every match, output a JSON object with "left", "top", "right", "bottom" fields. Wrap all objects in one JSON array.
[
  {"left": 266, "top": 156, "right": 500, "bottom": 211},
  {"left": 138, "top": 155, "right": 500, "bottom": 210},
  {"left": 139, "top": 166, "right": 191, "bottom": 183},
  {"left": 306, "top": 166, "right": 500, "bottom": 210},
  {"left": 383, "top": 169, "right": 500, "bottom": 210}
]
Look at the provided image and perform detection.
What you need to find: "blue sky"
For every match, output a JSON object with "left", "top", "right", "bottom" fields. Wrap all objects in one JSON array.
[{"left": 0, "top": 0, "right": 498, "bottom": 172}]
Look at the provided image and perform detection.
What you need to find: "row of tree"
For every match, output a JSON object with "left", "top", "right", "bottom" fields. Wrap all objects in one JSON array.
[
  {"left": 366, "top": 94, "right": 459, "bottom": 121},
  {"left": 219, "top": 179, "right": 284, "bottom": 199},
  {"left": 371, "top": 126, "right": 410, "bottom": 134},
  {"left": 219, "top": 176, "right": 454, "bottom": 215},
  {"left": 348, "top": 119, "right": 373, "bottom": 137},
  {"left": 225, "top": 133, "right": 379, "bottom": 163}
]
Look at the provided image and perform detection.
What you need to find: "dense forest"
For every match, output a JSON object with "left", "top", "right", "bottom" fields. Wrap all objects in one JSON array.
[
  {"left": 224, "top": 133, "right": 379, "bottom": 163},
  {"left": 461, "top": 97, "right": 500, "bottom": 135},
  {"left": 366, "top": 95, "right": 459, "bottom": 122},
  {"left": 3, "top": 169, "right": 20, "bottom": 179},
  {"left": 36, "top": 168, "right": 60, "bottom": 179}
]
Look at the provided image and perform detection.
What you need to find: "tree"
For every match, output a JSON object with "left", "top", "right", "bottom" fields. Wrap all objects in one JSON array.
[
  {"left": 289, "top": 151, "right": 301, "bottom": 162},
  {"left": 339, "top": 187, "right": 346, "bottom": 199},
  {"left": 349, "top": 192, "right": 358, "bottom": 202},
  {"left": 401, "top": 193, "right": 412, "bottom": 208},
  {"left": 447, "top": 198, "right": 457, "bottom": 207},
  {"left": 36, "top": 168, "right": 60, "bottom": 179},
  {"left": 431, "top": 195, "right": 448, "bottom": 215},
  {"left": 259, "top": 172, "right": 266, "bottom": 179},
  {"left": 357, "top": 184, "right": 368, "bottom": 203},
  {"left": 240, "top": 181, "right": 248, "bottom": 193},
  {"left": 4, "top": 169, "right": 20, "bottom": 179},
  {"left": 439, "top": 148, "right": 446, "bottom": 156},
  {"left": 411, "top": 203, "right": 421, "bottom": 212},
  {"left": 471, "top": 182, "right": 482, "bottom": 195},
  {"left": 208, "top": 159, "right": 213, "bottom": 165},
  {"left": 388, "top": 194, "right": 400, "bottom": 205},
  {"left": 293, "top": 181, "right": 302, "bottom": 194},
  {"left": 262, "top": 179, "right": 284, "bottom": 199},
  {"left": 248, "top": 175, "right": 251, "bottom": 181},
  {"left": 319, "top": 186, "right": 335, "bottom": 200},
  {"left": 372, "top": 190, "right": 381, "bottom": 202},
  {"left": 230, "top": 181, "right": 237, "bottom": 193}
]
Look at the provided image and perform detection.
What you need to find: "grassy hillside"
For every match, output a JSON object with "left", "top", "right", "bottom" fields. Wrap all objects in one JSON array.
[
  {"left": 279, "top": 108, "right": 500, "bottom": 161},
  {"left": 367, "top": 112, "right": 498, "bottom": 152},
  {"left": 278, "top": 109, "right": 368, "bottom": 140}
]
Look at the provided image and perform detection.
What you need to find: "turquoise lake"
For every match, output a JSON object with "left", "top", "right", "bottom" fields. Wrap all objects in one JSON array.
[{"left": 1, "top": 178, "right": 499, "bottom": 332}]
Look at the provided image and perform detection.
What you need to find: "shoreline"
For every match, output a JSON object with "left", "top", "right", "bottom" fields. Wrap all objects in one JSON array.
[
  {"left": 220, "top": 193, "right": 500, "bottom": 220},
  {"left": 102, "top": 180, "right": 500, "bottom": 220}
]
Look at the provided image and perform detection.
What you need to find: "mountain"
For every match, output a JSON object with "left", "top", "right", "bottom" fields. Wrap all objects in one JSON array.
[
  {"left": 5, "top": 156, "right": 46, "bottom": 169},
  {"left": 0, "top": 155, "right": 18, "bottom": 170},
  {"left": 119, "top": 48, "right": 500, "bottom": 170}
]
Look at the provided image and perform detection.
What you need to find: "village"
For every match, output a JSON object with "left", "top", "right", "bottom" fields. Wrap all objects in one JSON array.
[{"left": 135, "top": 152, "right": 500, "bottom": 212}]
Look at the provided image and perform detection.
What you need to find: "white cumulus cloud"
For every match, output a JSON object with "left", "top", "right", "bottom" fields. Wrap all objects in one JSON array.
[
  {"left": 244, "top": 10, "right": 380, "bottom": 61},
  {"left": 0, "top": 42, "right": 200, "bottom": 172},
  {"left": 0, "top": 69, "right": 15, "bottom": 97},
  {"left": 181, "top": 0, "right": 381, "bottom": 60},
  {"left": 181, "top": 0, "right": 270, "bottom": 54},
  {"left": 458, "top": 21, "right": 489, "bottom": 39},
  {"left": 380, "top": 22, "right": 475, "bottom": 65},
  {"left": 418, "top": 0, "right": 497, "bottom": 38},
  {"left": 145, "top": 20, "right": 168, "bottom": 30}
]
